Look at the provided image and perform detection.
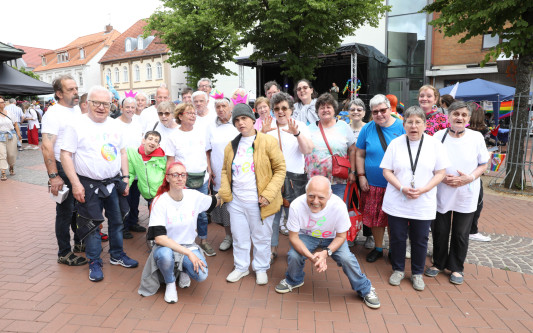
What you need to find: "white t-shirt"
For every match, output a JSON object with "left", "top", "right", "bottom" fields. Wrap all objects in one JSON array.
[
  {"left": 232, "top": 135, "right": 258, "bottom": 203},
  {"left": 61, "top": 116, "right": 124, "bottom": 180},
  {"left": 206, "top": 121, "right": 239, "bottom": 191},
  {"left": 380, "top": 134, "right": 450, "bottom": 220},
  {"left": 166, "top": 126, "right": 209, "bottom": 184},
  {"left": 5, "top": 104, "right": 22, "bottom": 123},
  {"left": 433, "top": 129, "right": 489, "bottom": 214},
  {"left": 266, "top": 119, "right": 310, "bottom": 174},
  {"left": 139, "top": 105, "right": 159, "bottom": 134},
  {"left": 149, "top": 190, "right": 213, "bottom": 244},
  {"left": 207, "top": 98, "right": 216, "bottom": 115},
  {"left": 287, "top": 194, "right": 350, "bottom": 239},
  {"left": 0, "top": 109, "right": 15, "bottom": 132},
  {"left": 114, "top": 116, "right": 143, "bottom": 149},
  {"left": 24, "top": 109, "right": 40, "bottom": 129},
  {"left": 153, "top": 122, "right": 178, "bottom": 155},
  {"left": 194, "top": 112, "right": 217, "bottom": 135},
  {"left": 41, "top": 103, "right": 82, "bottom": 161}
]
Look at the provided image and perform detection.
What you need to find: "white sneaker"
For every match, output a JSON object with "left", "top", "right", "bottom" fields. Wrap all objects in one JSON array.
[
  {"left": 469, "top": 233, "right": 491, "bottom": 242},
  {"left": 219, "top": 235, "right": 232, "bottom": 251},
  {"left": 32, "top": 146, "right": 40, "bottom": 150},
  {"left": 178, "top": 272, "right": 191, "bottom": 288},
  {"left": 364, "top": 236, "right": 375, "bottom": 249},
  {"left": 256, "top": 271, "right": 268, "bottom": 285},
  {"left": 164, "top": 282, "right": 178, "bottom": 303},
  {"left": 226, "top": 269, "right": 249, "bottom": 283}
]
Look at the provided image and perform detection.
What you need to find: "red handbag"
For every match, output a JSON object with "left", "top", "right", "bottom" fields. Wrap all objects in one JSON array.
[
  {"left": 344, "top": 183, "right": 363, "bottom": 242},
  {"left": 319, "top": 122, "right": 350, "bottom": 179}
]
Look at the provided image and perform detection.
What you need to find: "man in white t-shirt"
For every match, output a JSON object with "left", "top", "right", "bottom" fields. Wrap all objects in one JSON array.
[
  {"left": 5, "top": 99, "right": 23, "bottom": 150},
  {"left": 41, "top": 75, "right": 87, "bottom": 266},
  {"left": 197, "top": 78, "right": 215, "bottom": 114},
  {"left": 60, "top": 85, "right": 138, "bottom": 282},
  {"left": 274, "top": 176, "right": 381, "bottom": 309},
  {"left": 139, "top": 86, "right": 170, "bottom": 134},
  {"left": 192, "top": 90, "right": 216, "bottom": 133}
]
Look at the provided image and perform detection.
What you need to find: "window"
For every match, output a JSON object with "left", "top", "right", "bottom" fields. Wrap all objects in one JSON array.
[
  {"left": 78, "top": 73, "right": 84, "bottom": 87},
  {"left": 57, "top": 52, "right": 69, "bottom": 63},
  {"left": 106, "top": 69, "right": 111, "bottom": 81},
  {"left": 79, "top": 48, "right": 85, "bottom": 59},
  {"left": 114, "top": 67, "right": 120, "bottom": 83},
  {"left": 483, "top": 33, "right": 500, "bottom": 49},
  {"left": 137, "top": 36, "right": 144, "bottom": 50},
  {"left": 156, "top": 62, "right": 163, "bottom": 79},
  {"left": 41, "top": 57, "right": 46, "bottom": 66},
  {"left": 123, "top": 66, "right": 129, "bottom": 82},
  {"left": 134, "top": 65, "right": 140, "bottom": 81},
  {"left": 146, "top": 63, "right": 152, "bottom": 80},
  {"left": 126, "top": 39, "right": 132, "bottom": 52}
]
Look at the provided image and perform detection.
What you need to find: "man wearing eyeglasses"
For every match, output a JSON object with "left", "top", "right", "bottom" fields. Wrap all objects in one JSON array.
[
  {"left": 60, "top": 85, "right": 138, "bottom": 282},
  {"left": 41, "top": 75, "right": 87, "bottom": 267},
  {"left": 197, "top": 78, "right": 215, "bottom": 114},
  {"left": 139, "top": 85, "right": 171, "bottom": 134}
]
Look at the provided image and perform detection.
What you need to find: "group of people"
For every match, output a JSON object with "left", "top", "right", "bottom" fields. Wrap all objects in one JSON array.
[{"left": 36, "top": 74, "right": 489, "bottom": 310}]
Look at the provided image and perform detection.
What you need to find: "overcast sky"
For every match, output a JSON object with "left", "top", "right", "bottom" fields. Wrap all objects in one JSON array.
[{"left": 1, "top": 0, "right": 163, "bottom": 50}]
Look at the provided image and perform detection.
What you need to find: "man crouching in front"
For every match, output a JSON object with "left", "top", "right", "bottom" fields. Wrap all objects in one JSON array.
[{"left": 275, "top": 175, "right": 380, "bottom": 309}]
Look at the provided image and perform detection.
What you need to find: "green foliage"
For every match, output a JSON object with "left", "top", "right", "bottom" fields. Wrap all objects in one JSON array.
[
  {"left": 422, "top": 1, "right": 533, "bottom": 66},
  {"left": 228, "top": 0, "right": 389, "bottom": 81},
  {"left": 13, "top": 66, "right": 40, "bottom": 80},
  {"left": 146, "top": 0, "right": 241, "bottom": 86}
]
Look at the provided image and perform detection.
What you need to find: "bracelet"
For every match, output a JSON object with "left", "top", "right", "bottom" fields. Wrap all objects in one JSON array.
[
  {"left": 399, "top": 186, "right": 403, "bottom": 194},
  {"left": 357, "top": 173, "right": 366, "bottom": 177},
  {"left": 293, "top": 131, "right": 301, "bottom": 137},
  {"left": 121, "top": 175, "right": 130, "bottom": 179}
]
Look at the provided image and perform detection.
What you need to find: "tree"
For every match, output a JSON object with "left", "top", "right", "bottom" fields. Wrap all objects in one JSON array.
[
  {"left": 226, "top": 0, "right": 389, "bottom": 81},
  {"left": 146, "top": 0, "right": 241, "bottom": 86},
  {"left": 423, "top": 1, "right": 533, "bottom": 189},
  {"left": 13, "top": 66, "right": 40, "bottom": 80}
]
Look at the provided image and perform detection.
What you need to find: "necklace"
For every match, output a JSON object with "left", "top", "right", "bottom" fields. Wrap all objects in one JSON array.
[
  {"left": 449, "top": 128, "right": 465, "bottom": 135},
  {"left": 406, "top": 135, "right": 424, "bottom": 188}
]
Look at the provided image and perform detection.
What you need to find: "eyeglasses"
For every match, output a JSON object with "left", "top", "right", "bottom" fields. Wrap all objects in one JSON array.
[
  {"left": 349, "top": 108, "right": 364, "bottom": 112},
  {"left": 273, "top": 106, "right": 290, "bottom": 112},
  {"left": 158, "top": 111, "right": 172, "bottom": 117},
  {"left": 88, "top": 100, "right": 111, "bottom": 109},
  {"left": 199, "top": 84, "right": 211, "bottom": 89},
  {"left": 371, "top": 108, "right": 388, "bottom": 116},
  {"left": 167, "top": 172, "right": 187, "bottom": 179},
  {"left": 296, "top": 86, "right": 310, "bottom": 92},
  {"left": 183, "top": 111, "right": 197, "bottom": 116}
]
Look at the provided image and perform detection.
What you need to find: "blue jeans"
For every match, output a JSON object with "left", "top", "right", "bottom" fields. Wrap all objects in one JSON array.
[
  {"left": 84, "top": 187, "right": 124, "bottom": 261},
  {"left": 56, "top": 161, "right": 80, "bottom": 256},
  {"left": 271, "top": 206, "right": 288, "bottom": 247},
  {"left": 331, "top": 183, "right": 347, "bottom": 202},
  {"left": 124, "top": 179, "right": 140, "bottom": 229},
  {"left": 388, "top": 215, "right": 431, "bottom": 275},
  {"left": 153, "top": 246, "right": 208, "bottom": 283},
  {"left": 194, "top": 181, "right": 209, "bottom": 239},
  {"left": 285, "top": 234, "right": 371, "bottom": 297}
]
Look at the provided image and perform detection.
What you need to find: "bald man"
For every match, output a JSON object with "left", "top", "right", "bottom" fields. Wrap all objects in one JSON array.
[{"left": 274, "top": 176, "right": 381, "bottom": 309}]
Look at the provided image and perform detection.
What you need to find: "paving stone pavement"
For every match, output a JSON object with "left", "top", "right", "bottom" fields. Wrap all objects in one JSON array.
[{"left": 1, "top": 147, "right": 533, "bottom": 332}]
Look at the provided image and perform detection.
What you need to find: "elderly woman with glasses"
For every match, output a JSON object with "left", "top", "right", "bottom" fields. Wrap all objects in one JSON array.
[
  {"left": 380, "top": 106, "right": 448, "bottom": 291},
  {"left": 356, "top": 94, "right": 405, "bottom": 263},
  {"left": 139, "top": 162, "right": 221, "bottom": 304},
  {"left": 151, "top": 101, "right": 178, "bottom": 153},
  {"left": 292, "top": 79, "right": 319, "bottom": 125}
]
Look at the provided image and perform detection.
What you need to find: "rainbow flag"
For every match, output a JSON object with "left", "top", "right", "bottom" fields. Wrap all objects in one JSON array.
[
  {"left": 490, "top": 153, "right": 506, "bottom": 171},
  {"left": 498, "top": 101, "right": 513, "bottom": 119}
]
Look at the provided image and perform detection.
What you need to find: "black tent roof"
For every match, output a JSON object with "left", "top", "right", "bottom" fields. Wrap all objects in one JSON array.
[
  {"left": 0, "top": 42, "right": 24, "bottom": 62},
  {"left": 0, "top": 63, "right": 54, "bottom": 95}
]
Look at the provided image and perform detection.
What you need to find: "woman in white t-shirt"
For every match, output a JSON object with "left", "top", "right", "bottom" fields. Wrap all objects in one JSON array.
[
  {"left": 427, "top": 101, "right": 489, "bottom": 286},
  {"left": 116, "top": 97, "right": 142, "bottom": 149},
  {"left": 0, "top": 97, "right": 21, "bottom": 180},
  {"left": 261, "top": 92, "right": 314, "bottom": 264},
  {"left": 380, "top": 106, "right": 448, "bottom": 292},
  {"left": 22, "top": 102, "right": 40, "bottom": 149},
  {"left": 139, "top": 162, "right": 220, "bottom": 304}
]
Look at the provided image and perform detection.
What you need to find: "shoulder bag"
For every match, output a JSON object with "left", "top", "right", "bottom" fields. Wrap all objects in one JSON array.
[
  {"left": 277, "top": 126, "right": 307, "bottom": 207},
  {"left": 319, "top": 122, "right": 351, "bottom": 179}
]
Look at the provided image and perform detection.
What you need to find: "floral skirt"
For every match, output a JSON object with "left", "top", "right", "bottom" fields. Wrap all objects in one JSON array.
[{"left": 360, "top": 185, "right": 388, "bottom": 228}]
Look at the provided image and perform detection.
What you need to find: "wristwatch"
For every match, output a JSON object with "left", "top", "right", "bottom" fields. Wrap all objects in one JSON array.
[
  {"left": 48, "top": 173, "right": 58, "bottom": 179},
  {"left": 325, "top": 247, "right": 333, "bottom": 257},
  {"left": 121, "top": 175, "right": 130, "bottom": 179}
]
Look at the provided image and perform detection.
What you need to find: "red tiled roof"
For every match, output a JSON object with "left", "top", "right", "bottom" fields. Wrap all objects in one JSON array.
[
  {"left": 12, "top": 45, "right": 52, "bottom": 69},
  {"left": 100, "top": 19, "right": 169, "bottom": 63},
  {"left": 34, "top": 29, "right": 121, "bottom": 72}
]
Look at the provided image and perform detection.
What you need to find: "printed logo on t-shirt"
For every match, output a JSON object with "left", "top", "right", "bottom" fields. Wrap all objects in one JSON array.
[
  {"left": 232, "top": 145, "right": 255, "bottom": 176},
  {"left": 101, "top": 143, "right": 118, "bottom": 161},
  {"left": 301, "top": 216, "right": 333, "bottom": 238},
  {"left": 167, "top": 209, "right": 195, "bottom": 225}
]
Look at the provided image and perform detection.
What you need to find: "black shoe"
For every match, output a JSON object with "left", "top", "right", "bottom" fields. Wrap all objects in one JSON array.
[
  {"left": 366, "top": 249, "right": 384, "bottom": 263},
  {"left": 123, "top": 230, "right": 133, "bottom": 239},
  {"left": 129, "top": 224, "right": 146, "bottom": 232}
]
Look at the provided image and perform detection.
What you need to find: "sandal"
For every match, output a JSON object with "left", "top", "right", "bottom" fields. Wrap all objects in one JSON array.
[
  {"left": 279, "top": 223, "right": 289, "bottom": 236},
  {"left": 57, "top": 251, "right": 88, "bottom": 266},
  {"left": 9, "top": 166, "right": 14, "bottom": 175},
  {"left": 270, "top": 252, "right": 278, "bottom": 265},
  {"left": 1, "top": 171, "right": 6, "bottom": 181}
]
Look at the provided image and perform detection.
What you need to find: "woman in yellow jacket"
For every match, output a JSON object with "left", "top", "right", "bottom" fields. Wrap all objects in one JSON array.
[{"left": 219, "top": 103, "right": 286, "bottom": 285}]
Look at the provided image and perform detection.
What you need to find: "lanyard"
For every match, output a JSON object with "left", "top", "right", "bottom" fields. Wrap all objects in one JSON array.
[{"left": 406, "top": 135, "right": 424, "bottom": 188}]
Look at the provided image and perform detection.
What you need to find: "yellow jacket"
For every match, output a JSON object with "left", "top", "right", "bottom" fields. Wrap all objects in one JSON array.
[{"left": 219, "top": 131, "right": 286, "bottom": 219}]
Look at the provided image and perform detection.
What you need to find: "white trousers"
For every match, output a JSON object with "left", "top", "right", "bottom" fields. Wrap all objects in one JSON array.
[{"left": 228, "top": 195, "right": 274, "bottom": 273}]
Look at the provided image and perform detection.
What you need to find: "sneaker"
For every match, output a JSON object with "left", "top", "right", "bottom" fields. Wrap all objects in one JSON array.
[
  {"left": 226, "top": 269, "right": 249, "bottom": 283},
  {"left": 23, "top": 146, "right": 32, "bottom": 150},
  {"left": 58, "top": 251, "right": 88, "bottom": 266},
  {"left": 200, "top": 242, "right": 216, "bottom": 257},
  {"left": 450, "top": 272, "right": 464, "bottom": 285},
  {"left": 347, "top": 240, "right": 355, "bottom": 247},
  {"left": 364, "top": 236, "right": 375, "bottom": 249},
  {"left": 129, "top": 224, "right": 147, "bottom": 232},
  {"left": 110, "top": 252, "right": 138, "bottom": 268},
  {"left": 469, "top": 233, "right": 491, "bottom": 242},
  {"left": 256, "top": 271, "right": 268, "bottom": 285},
  {"left": 389, "top": 270, "right": 405, "bottom": 286},
  {"left": 366, "top": 249, "right": 383, "bottom": 263},
  {"left": 275, "top": 279, "right": 304, "bottom": 294},
  {"left": 411, "top": 274, "right": 425, "bottom": 291},
  {"left": 99, "top": 231, "right": 109, "bottom": 242},
  {"left": 424, "top": 266, "right": 441, "bottom": 278},
  {"left": 178, "top": 272, "right": 191, "bottom": 288},
  {"left": 164, "top": 282, "right": 178, "bottom": 303},
  {"left": 123, "top": 230, "right": 133, "bottom": 239},
  {"left": 89, "top": 260, "right": 104, "bottom": 282},
  {"left": 219, "top": 235, "right": 232, "bottom": 251},
  {"left": 32, "top": 146, "right": 40, "bottom": 150},
  {"left": 73, "top": 243, "right": 85, "bottom": 253},
  {"left": 363, "top": 287, "right": 381, "bottom": 309}
]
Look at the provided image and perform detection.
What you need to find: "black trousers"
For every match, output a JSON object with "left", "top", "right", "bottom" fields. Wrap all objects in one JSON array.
[
  {"left": 388, "top": 215, "right": 431, "bottom": 275},
  {"left": 470, "top": 180, "right": 483, "bottom": 234},
  {"left": 432, "top": 211, "right": 474, "bottom": 273}
]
